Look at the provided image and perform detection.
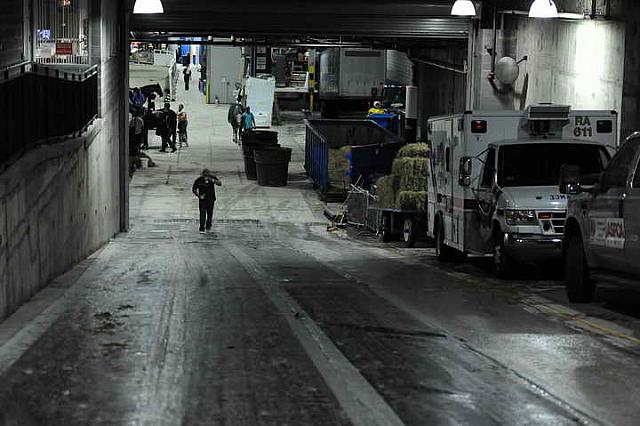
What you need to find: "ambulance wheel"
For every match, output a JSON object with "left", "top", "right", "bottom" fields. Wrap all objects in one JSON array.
[
  {"left": 565, "top": 232, "right": 595, "bottom": 303},
  {"left": 493, "top": 231, "right": 514, "bottom": 279},
  {"left": 402, "top": 218, "right": 417, "bottom": 248},
  {"left": 435, "top": 219, "right": 452, "bottom": 261}
]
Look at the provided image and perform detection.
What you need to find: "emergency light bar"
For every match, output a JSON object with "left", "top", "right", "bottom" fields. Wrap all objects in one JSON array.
[{"left": 527, "top": 104, "right": 570, "bottom": 121}]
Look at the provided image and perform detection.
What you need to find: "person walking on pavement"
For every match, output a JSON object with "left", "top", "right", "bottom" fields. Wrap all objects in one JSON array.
[
  {"left": 177, "top": 104, "right": 189, "bottom": 147},
  {"left": 192, "top": 169, "right": 222, "bottom": 233},
  {"left": 183, "top": 65, "right": 192, "bottom": 91},
  {"left": 159, "top": 102, "right": 178, "bottom": 152},
  {"left": 241, "top": 106, "right": 256, "bottom": 138},
  {"left": 227, "top": 102, "right": 243, "bottom": 143}
]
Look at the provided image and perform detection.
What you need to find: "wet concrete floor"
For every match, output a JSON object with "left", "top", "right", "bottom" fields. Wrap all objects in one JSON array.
[{"left": 1, "top": 67, "right": 640, "bottom": 425}]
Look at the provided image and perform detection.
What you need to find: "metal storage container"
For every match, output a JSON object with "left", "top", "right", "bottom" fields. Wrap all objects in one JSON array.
[{"left": 305, "top": 119, "right": 403, "bottom": 199}]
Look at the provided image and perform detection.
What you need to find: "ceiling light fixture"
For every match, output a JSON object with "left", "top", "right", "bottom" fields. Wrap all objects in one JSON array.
[
  {"left": 450, "top": 0, "right": 476, "bottom": 16},
  {"left": 528, "top": 0, "right": 558, "bottom": 18},
  {"left": 133, "top": 0, "right": 164, "bottom": 14}
]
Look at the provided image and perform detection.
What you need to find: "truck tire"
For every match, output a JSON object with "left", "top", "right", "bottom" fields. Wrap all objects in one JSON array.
[
  {"left": 402, "top": 217, "right": 417, "bottom": 248},
  {"left": 435, "top": 219, "right": 452, "bottom": 262},
  {"left": 380, "top": 213, "right": 392, "bottom": 242},
  {"left": 493, "top": 231, "right": 514, "bottom": 279},
  {"left": 565, "top": 232, "right": 595, "bottom": 303}
]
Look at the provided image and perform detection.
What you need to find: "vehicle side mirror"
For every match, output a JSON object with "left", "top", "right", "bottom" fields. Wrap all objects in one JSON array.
[
  {"left": 459, "top": 157, "right": 472, "bottom": 187},
  {"left": 559, "top": 164, "right": 582, "bottom": 195}
]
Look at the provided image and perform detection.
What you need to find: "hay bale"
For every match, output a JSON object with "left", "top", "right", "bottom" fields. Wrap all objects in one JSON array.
[
  {"left": 396, "top": 191, "right": 427, "bottom": 211},
  {"left": 392, "top": 157, "right": 429, "bottom": 192},
  {"left": 375, "top": 175, "right": 397, "bottom": 209},
  {"left": 328, "top": 146, "right": 351, "bottom": 188},
  {"left": 397, "top": 143, "right": 430, "bottom": 159}
]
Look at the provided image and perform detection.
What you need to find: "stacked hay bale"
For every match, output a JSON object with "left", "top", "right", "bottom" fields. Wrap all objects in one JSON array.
[
  {"left": 328, "top": 146, "right": 352, "bottom": 189},
  {"left": 374, "top": 143, "right": 430, "bottom": 210},
  {"left": 374, "top": 175, "right": 397, "bottom": 208}
]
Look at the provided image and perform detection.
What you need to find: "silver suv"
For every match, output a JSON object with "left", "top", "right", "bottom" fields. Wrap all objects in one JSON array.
[{"left": 560, "top": 134, "right": 640, "bottom": 302}]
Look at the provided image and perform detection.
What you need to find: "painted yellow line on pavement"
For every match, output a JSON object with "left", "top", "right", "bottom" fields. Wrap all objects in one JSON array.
[{"left": 443, "top": 270, "right": 640, "bottom": 348}]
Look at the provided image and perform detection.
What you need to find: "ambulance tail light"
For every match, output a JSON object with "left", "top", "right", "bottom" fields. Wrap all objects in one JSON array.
[{"left": 471, "top": 120, "right": 487, "bottom": 133}]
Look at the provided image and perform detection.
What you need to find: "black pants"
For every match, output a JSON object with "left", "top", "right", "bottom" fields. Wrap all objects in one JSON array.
[
  {"left": 199, "top": 201, "right": 215, "bottom": 231},
  {"left": 161, "top": 132, "right": 176, "bottom": 151},
  {"left": 184, "top": 80, "right": 190, "bottom": 90}
]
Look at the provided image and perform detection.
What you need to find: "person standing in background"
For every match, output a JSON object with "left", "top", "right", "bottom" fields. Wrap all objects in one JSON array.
[
  {"left": 132, "top": 88, "right": 146, "bottom": 107},
  {"left": 183, "top": 65, "right": 192, "bottom": 91},
  {"left": 241, "top": 106, "right": 256, "bottom": 137},
  {"left": 192, "top": 169, "right": 222, "bottom": 233},
  {"left": 131, "top": 112, "right": 145, "bottom": 149},
  {"left": 177, "top": 104, "right": 189, "bottom": 147},
  {"left": 159, "top": 102, "right": 177, "bottom": 153},
  {"left": 227, "top": 102, "right": 243, "bottom": 143},
  {"left": 367, "top": 100, "right": 385, "bottom": 116}
]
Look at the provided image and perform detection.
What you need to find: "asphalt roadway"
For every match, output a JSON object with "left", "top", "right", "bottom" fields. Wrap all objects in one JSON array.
[{"left": 1, "top": 70, "right": 640, "bottom": 425}]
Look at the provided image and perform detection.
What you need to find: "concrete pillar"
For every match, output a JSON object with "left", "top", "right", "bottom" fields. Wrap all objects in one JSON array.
[{"left": 118, "top": 0, "right": 129, "bottom": 231}]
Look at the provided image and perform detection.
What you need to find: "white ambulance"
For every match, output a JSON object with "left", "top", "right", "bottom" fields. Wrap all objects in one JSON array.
[{"left": 426, "top": 104, "right": 618, "bottom": 277}]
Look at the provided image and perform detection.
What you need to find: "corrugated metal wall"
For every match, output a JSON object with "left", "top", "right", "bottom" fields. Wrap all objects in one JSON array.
[
  {"left": 386, "top": 50, "right": 414, "bottom": 86},
  {"left": 0, "top": 0, "right": 25, "bottom": 68}
]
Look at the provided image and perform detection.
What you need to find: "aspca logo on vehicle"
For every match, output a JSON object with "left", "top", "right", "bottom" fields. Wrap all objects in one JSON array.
[
  {"left": 606, "top": 221, "right": 625, "bottom": 239},
  {"left": 550, "top": 194, "right": 567, "bottom": 200},
  {"left": 590, "top": 218, "right": 625, "bottom": 248}
]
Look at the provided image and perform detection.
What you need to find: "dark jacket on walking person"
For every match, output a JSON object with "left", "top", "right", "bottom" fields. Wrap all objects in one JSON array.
[
  {"left": 183, "top": 66, "right": 192, "bottom": 91},
  {"left": 192, "top": 169, "right": 222, "bottom": 233},
  {"left": 160, "top": 102, "right": 177, "bottom": 152}
]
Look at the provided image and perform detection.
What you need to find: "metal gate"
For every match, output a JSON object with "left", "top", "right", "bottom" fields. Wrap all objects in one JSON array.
[{"left": 34, "top": 0, "right": 89, "bottom": 65}]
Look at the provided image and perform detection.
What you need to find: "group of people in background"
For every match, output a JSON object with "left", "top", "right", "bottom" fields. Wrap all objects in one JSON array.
[
  {"left": 128, "top": 98, "right": 189, "bottom": 157},
  {"left": 227, "top": 102, "right": 256, "bottom": 143},
  {"left": 156, "top": 102, "right": 189, "bottom": 152}
]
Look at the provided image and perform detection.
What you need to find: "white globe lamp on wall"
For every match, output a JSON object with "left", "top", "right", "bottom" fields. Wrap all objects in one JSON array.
[
  {"left": 133, "top": 0, "right": 164, "bottom": 14},
  {"left": 529, "top": 0, "right": 558, "bottom": 18},
  {"left": 450, "top": 0, "right": 476, "bottom": 17},
  {"left": 495, "top": 57, "right": 520, "bottom": 85}
]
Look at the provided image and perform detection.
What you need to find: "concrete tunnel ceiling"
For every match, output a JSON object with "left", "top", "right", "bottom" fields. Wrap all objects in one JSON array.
[{"left": 129, "top": 0, "right": 472, "bottom": 41}]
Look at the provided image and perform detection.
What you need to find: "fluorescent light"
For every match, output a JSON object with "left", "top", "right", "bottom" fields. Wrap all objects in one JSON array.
[
  {"left": 529, "top": 0, "right": 558, "bottom": 18},
  {"left": 133, "top": 0, "right": 164, "bottom": 14},
  {"left": 451, "top": 0, "right": 476, "bottom": 16},
  {"left": 558, "top": 12, "right": 587, "bottom": 20}
]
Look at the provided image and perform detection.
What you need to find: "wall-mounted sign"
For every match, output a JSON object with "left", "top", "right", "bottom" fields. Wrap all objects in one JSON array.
[{"left": 56, "top": 42, "right": 74, "bottom": 55}]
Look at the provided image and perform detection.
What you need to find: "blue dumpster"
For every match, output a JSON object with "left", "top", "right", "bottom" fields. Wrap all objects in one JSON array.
[
  {"left": 305, "top": 119, "right": 404, "bottom": 198},
  {"left": 367, "top": 113, "right": 401, "bottom": 135}
]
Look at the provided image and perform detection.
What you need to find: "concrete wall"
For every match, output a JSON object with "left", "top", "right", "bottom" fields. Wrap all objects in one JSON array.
[
  {"left": 0, "top": 0, "right": 126, "bottom": 320},
  {"left": 610, "top": 0, "right": 640, "bottom": 140},
  {"left": 0, "top": 0, "right": 25, "bottom": 68},
  {"left": 412, "top": 46, "right": 468, "bottom": 139},
  {"left": 206, "top": 46, "right": 244, "bottom": 104},
  {"left": 470, "top": 17, "right": 625, "bottom": 130}
]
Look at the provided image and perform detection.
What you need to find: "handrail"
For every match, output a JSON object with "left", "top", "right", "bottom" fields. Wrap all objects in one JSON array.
[
  {"left": 0, "top": 60, "right": 31, "bottom": 72},
  {"left": 1, "top": 62, "right": 98, "bottom": 84},
  {"left": 0, "top": 66, "right": 99, "bottom": 165}
]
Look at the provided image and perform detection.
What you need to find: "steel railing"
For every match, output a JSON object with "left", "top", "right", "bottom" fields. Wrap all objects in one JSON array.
[{"left": 0, "top": 62, "right": 98, "bottom": 166}]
